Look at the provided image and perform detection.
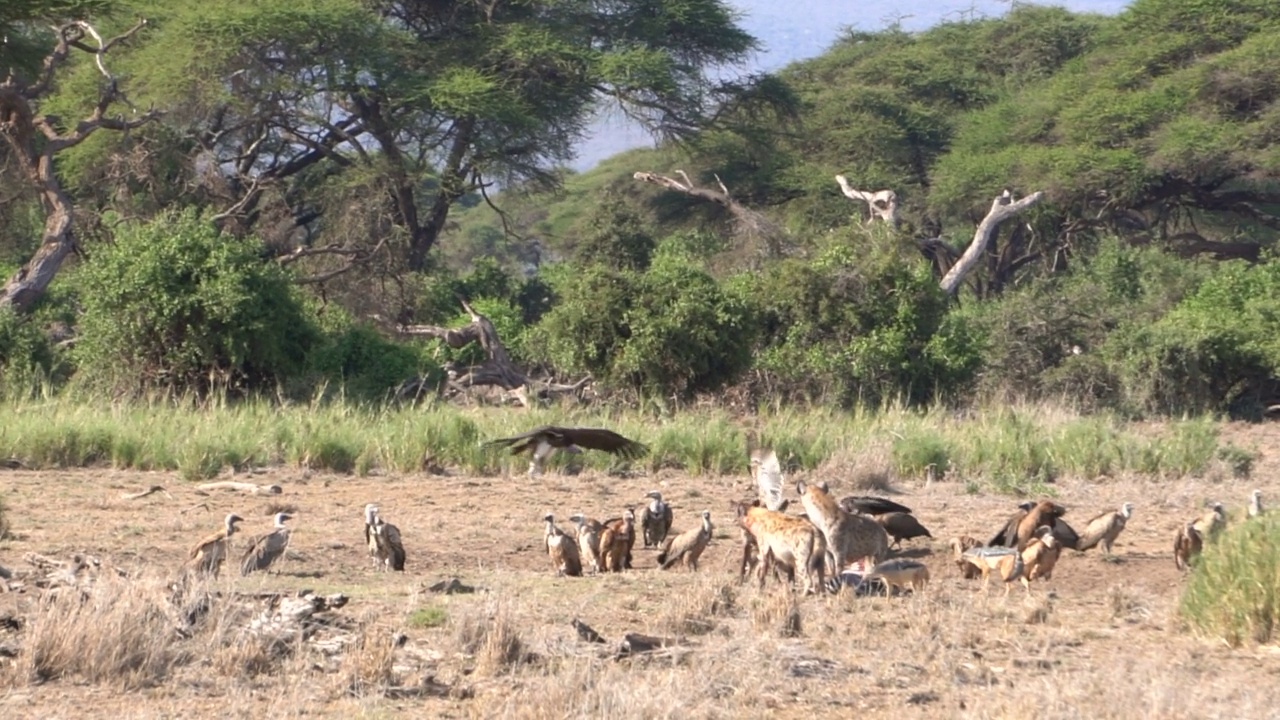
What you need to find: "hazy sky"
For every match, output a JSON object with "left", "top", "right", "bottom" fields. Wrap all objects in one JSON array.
[{"left": 573, "top": 0, "right": 1133, "bottom": 170}]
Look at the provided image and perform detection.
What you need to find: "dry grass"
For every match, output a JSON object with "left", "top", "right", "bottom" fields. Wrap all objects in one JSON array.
[{"left": 2, "top": 419, "right": 1280, "bottom": 717}]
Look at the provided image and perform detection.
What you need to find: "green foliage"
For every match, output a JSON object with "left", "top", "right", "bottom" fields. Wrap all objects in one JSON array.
[
  {"left": 305, "top": 308, "right": 440, "bottom": 401},
  {"left": 1107, "top": 258, "right": 1280, "bottom": 416},
  {"left": 1181, "top": 512, "right": 1280, "bottom": 646},
  {"left": 74, "top": 209, "right": 319, "bottom": 395},
  {"left": 532, "top": 252, "right": 754, "bottom": 396},
  {"left": 574, "top": 194, "right": 656, "bottom": 271},
  {"left": 0, "top": 307, "right": 55, "bottom": 387},
  {"left": 409, "top": 607, "right": 448, "bottom": 629}
]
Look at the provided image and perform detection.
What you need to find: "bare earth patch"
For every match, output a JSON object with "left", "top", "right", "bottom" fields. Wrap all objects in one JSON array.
[{"left": 1, "top": 423, "right": 1279, "bottom": 719}]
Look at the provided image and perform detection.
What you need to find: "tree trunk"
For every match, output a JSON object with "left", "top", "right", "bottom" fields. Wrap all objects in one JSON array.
[
  {"left": 940, "top": 189, "right": 1045, "bottom": 296},
  {"left": 0, "top": 20, "right": 157, "bottom": 312}
]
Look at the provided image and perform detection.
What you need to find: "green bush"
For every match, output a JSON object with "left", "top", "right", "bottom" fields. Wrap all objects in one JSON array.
[
  {"left": 306, "top": 308, "right": 440, "bottom": 401},
  {"left": 1181, "top": 513, "right": 1280, "bottom": 647},
  {"left": 74, "top": 209, "right": 320, "bottom": 395}
]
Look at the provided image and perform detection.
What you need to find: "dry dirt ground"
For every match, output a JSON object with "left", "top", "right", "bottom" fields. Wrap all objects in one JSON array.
[{"left": 3, "top": 423, "right": 1280, "bottom": 719}]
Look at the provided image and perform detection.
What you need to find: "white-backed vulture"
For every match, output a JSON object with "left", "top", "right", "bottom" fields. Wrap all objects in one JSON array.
[
  {"left": 570, "top": 514, "right": 602, "bottom": 574},
  {"left": 873, "top": 511, "right": 932, "bottom": 549},
  {"left": 638, "top": 491, "right": 674, "bottom": 548},
  {"left": 1075, "top": 502, "right": 1134, "bottom": 555},
  {"left": 543, "top": 514, "right": 582, "bottom": 577},
  {"left": 1192, "top": 502, "right": 1227, "bottom": 540},
  {"left": 657, "top": 510, "right": 713, "bottom": 570},
  {"left": 184, "top": 513, "right": 244, "bottom": 578},
  {"left": 1173, "top": 522, "right": 1203, "bottom": 572},
  {"left": 598, "top": 509, "right": 636, "bottom": 572},
  {"left": 483, "top": 426, "right": 648, "bottom": 477},
  {"left": 240, "top": 513, "right": 293, "bottom": 576},
  {"left": 364, "top": 504, "right": 406, "bottom": 572},
  {"left": 1249, "top": 490, "right": 1264, "bottom": 518}
]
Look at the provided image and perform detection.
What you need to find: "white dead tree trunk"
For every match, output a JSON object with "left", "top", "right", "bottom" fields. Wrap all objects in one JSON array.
[
  {"left": 633, "top": 170, "right": 786, "bottom": 256},
  {"left": 939, "top": 189, "right": 1045, "bottom": 296},
  {"left": 835, "top": 175, "right": 899, "bottom": 224}
]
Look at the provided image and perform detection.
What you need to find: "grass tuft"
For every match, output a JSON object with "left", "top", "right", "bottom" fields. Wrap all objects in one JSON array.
[{"left": 1180, "top": 513, "right": 1280, "bottom": 646}]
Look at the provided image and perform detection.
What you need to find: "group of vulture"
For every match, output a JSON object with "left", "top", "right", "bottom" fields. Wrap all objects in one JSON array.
[{"left": 175, "top": 423, "right": 1266, "bottom": 600}]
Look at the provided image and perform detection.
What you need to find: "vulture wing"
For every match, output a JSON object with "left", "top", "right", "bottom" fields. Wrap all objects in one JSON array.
[
  {"left": 988, "top": 508, "right": 1029, "bottom": 547},
  {"left": 1051, "top": 517, "right": 1081, "bottom": 550},
  {"left": 241, "top": 529, "right": 290, "bottom": 575},
  {"left": 840, "top": 495, "right": 913, "bottom": 516},
  {"left": 380, "top": 522, "right": 406, "bottom": 571},
  {"left": 482, "top": 426, "right": 559, "bottom": 456},
  {"left": 752, "top": 449, "right": 787, "bottom": 511},
  {"left": 559, "top": 427, "right": 649, "bottom": 458},
  {"left": 1074, "top": 511, "right": 1116, "bottom": 552}
]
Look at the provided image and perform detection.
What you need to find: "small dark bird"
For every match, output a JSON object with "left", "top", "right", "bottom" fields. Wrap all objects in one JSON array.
[
  {"left": 571, "top": 618, "right": 606, "bottom": 644},
  {"left": 840, "top": 496, "right": 913, "bottom": 516},
  {"left": 483, "top": 426, "right": 648, "bottom": 477},
  {"left": 872, "top": 512, "right": 932, "bottom": 549}
]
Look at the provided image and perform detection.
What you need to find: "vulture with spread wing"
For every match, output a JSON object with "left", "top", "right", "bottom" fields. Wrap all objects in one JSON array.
[
  {"left": 749, "top": 448, "right": 787, "bottom": 511},
  {"left": 484, "top": 426, "right": 648, "bottom": 477},
  {"left": 840, "top": 496, "right": 913, "bottom": 516}
]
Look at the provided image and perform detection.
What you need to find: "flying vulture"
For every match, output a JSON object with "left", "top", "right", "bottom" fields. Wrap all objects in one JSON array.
[
  {"left": 240, "top": 512, "right": 294, "bottom": 576},
  {"left": 638, "top": 491, "right": 674, "bottom": 548},
  {"left": 184, "top": 513, "right": 244, "bottom": 578},
  {"left": 364, "top": 504, "right": 406, "bottom": 572},
  {"left": 1075, "top": 502, "right": 1134, "bottom": 555},
  {"left": 544, "top": 513, "right": 582, "bottom": 577},
  {"left": 484, "top": 426, "right": 648, "bottom": 477}
]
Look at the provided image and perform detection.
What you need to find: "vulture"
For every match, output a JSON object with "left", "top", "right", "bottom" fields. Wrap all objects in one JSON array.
[
  {"left": 1192, "top": 502, "right": 1227, "bottom": 540},
  {"left": 1249, "top": 490, "right": 1264, "bottom": 518},
  {"left": 1020, "top": 528, "right": 1061, "bottom": 590},
  {"left": 543, "top": 514, "right": 582, "bottom": 577},
  {"left": 364, "top": 504, "right": 406, "bottom": 572},
  {"left": 598, "top": 509, "right": 636, "bottom": 572},
  {"left": 1014, "top": 501, "right": 1069, "bottom": 550},
  {"left": 638, "top": 491, "right": 674, "bottom": 548},
  {"left": 657, "top": 510, "right": 713, "bottom": 570},
  {"left": 483, "top": 426, "right": 648, "bottom": 477},
  {"left": 1075, "top": 502, "right": 1134, "bottom": 555},
  {"left": 240, "top": 513, "right": 294, "bottom": 576},
  {"left": 840, "top": 496, "right": 913, "bottom": 516},
  {"left": 749, "top": 448, "right": 787, "bottom": 511},
  {"left": 960, "top": 546, "right": 1025, "bottom": 596},
  {"left": 570, "top": 514, "right": 603, "bottom": 574},
  {"left": 872, "top": 511, "right": 932, "bottom": 549},
  {"left": 949, "top": 535, "right": 983, "bottom": 579},
  {"left": 184, "top": 513, "right": 244, "bottom": 578},
  {"left": 1049, "top": 517, "right": 1081, "bottom": 550},
  {"left": 1173, "top": 522, "right": 1203, "bottom": 572},
  {"left": 988, "top": 501, "right": 1037, "bottom": 547}
]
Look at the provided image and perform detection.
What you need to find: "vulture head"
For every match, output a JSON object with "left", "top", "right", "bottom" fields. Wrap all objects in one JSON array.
[
  {"left": 364, "top": 504, "right": 379, "bottom": 525},
  {"left": 273, "top": 512, "right": 294, "bottom": 528},
  {"left": 1120, "top": 502, "right": 1135, "bottom": 519},
  {"left": 224, "top": 513, "right": 245, "bottom": 534}
]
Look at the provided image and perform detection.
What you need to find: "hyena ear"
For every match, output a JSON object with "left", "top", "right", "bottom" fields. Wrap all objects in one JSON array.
[
  {"left": 818, "top": 480, "right": 829, "bottom": 493},
  {"left": 795, "top": 480, "right": 807, "bottom": 495}
]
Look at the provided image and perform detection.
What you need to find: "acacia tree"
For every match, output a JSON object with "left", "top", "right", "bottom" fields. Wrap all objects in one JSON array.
[
  {"left": 0, "top": 0, "right": 158, "bottom": 311},
  {"left": 57, "top": 0, "right": 773, "bottom": 288}
]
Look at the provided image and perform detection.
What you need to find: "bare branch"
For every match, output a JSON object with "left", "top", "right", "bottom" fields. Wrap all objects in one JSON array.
[
  {"left": 939, "top": 189, "right": 1046, "bottom": 296},
  {"left": 835, "top": 175, "right": 899, "bottom": 224}
]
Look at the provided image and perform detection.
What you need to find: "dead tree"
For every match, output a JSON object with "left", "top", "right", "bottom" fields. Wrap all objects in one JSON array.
[
  {"left": 940, "top": 189, "right": 1045, "bottom": 296},
  {"left": 835, "top": 175, "right": 899, "bottom": 225},
  {"left": 632, "top": 170, "right": 786, "bottom": 257},
  {"left": 0, "top": 19, "right": 160, "bottom": 312},
  {"left": 390, "top": 299, "right": 590, "bottom": 408}
]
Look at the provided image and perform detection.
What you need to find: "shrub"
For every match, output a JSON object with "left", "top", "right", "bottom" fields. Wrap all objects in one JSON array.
[
  {"left": 306, "top": 308, "right": 438, "bottom": 400},
  {"left": 1181, "top": 513, "right": 1280, "bottom": 646},
  {"left": 75, "top": 209, "right": 320, "bottom": 395}
]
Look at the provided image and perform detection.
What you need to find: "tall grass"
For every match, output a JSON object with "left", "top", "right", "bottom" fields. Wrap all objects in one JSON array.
[
  {"left": 1180, "top": 514, "right": 1280, "bottom": 646},
  {"left": 0, "top": 394, "right": 1230, "bottom": 485}
]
